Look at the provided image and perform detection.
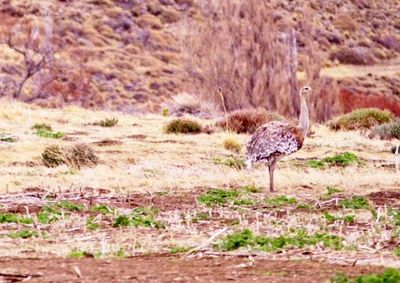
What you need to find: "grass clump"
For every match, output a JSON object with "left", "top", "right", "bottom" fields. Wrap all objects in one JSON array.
[
  {"left": 113, "top": 207, "right": 164, "bottom": 229},
  {"left": 198, "top": 188, "right": 255, "bottom": 207},
  {"left": 266, "top": 196, "right": 297, "bottom": 207},
  {"left": 217, "top": 108, "right": 284, "bottom": 134},
  {"left": 0, "top": 213, "right": 33, "bottom": 224},
  {"left": 164, "top": 118, "right": 202, "bottom": 134},
  {"left": 37, "top": 201, "right": 84, "bottom": 224},
  {"left": 162, "top": 108, "right": 169, "bottom": 117},
  {"left": 331, "top": 268, "right": 400, "bottom": 283},
  {"left": 217, "top": 229, "right": 343, "bottom": 252},
  {"left": 169, "top": 246, "right": 191, "bottom": 254},
  {"left": 213, "top": 156, "right": 245, "bottom": 170},
  {"left": 370, "top": 121, "right": 400, "bottom": 140},
  {"left": 96, "top": 118, "right": 119, "bottom": 127},
  {"left": 223, "top": 137, "right": 242, "bottom": 153},
  {"left": 307, "top": 152, "right": 360, "bottom": 169},
  {"left": 42, "top": 145, "right": 66, "bottom": 167},
  {"left": 86, "top": 216, "right": 101, "bottom": 231},
  {"left": 340, "top": 196, "right": 369, "bottom": 210},
  {"left": 65, "top": 143, "right": 99, "bottom": 169},
  {"left": 32, "top": 123, "right": 52, "bottom": 131},
  {"left": 8, "top": 230, "right": 39, "bottom": 239},
  {"left": 328, "top": 108, "right": 394, "bottom": 131}
]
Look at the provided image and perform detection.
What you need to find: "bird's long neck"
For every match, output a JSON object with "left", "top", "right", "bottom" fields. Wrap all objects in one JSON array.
[{"left": 298, "top": 95, "right": 309, "bottom": 137}]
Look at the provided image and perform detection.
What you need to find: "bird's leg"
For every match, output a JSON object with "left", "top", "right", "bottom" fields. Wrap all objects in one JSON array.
[{"left": 268, "top": 158, "right": 277, "bottom": 192}]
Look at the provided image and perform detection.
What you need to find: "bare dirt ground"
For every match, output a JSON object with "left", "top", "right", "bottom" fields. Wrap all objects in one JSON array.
[{"left": 0, "top": 256, "right": 386, "bottom": 283}]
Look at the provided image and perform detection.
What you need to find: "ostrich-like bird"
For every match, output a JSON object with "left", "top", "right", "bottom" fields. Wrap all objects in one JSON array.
[{"left": 246, "top": 86, "right": 313, "bottom": 192}]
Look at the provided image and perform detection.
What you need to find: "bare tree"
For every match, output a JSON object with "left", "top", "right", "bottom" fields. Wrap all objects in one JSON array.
[{"left": 1, "top": 13, "right": 56, "bottom": 99}]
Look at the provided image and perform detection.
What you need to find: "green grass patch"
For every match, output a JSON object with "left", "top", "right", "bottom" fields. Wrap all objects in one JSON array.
[
  {"left": 37, "top": 201, "right": 85, "bottom": 224},
  {"left": 266, "top": 196, "right": 297, "bottom": 207},
  {"left": 8, "top": 229, "right": 39, "bottom": 239},
  {"left": 36, "top": 129, "right": 65, "bottom": 139},
  {"left": 328, "top": 108, "right": 394, "bottom": 131},
  {"left": 331, "top": 268, "right": 400, "bottom": 283},
  {"left": 323, "top": 212, "right": 356, "bottom": 224},
  {"left": 164, "top": 118, "right": 202, "bottom": 134},
  {"left": 198, "top": 188, "right": 255, "bottom": 207},
  {"left": 169, "top": 246, "right": 191, "bottom": 254},
  {"left": 340, "top": 196, "right": 369, "bottom": 210},
  {"left": 216, "top": 229, "right": 343, "bottom": 252},
  {"left": 113, "top": 207, "right": 164, "bottom": 229},
  {"left": 307, "top": 152, "right": 360, "bottom": 169},
  {"left": 0, "top": 213, "right": 33, "bottom": 224},
  {"left": 297, "top": 203, "right": 314, "bottom": 210}
]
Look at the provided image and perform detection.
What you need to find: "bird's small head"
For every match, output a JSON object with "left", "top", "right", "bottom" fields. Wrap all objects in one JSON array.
[{"left": 300, "top": 85, "right": 313, "bottom": 97}]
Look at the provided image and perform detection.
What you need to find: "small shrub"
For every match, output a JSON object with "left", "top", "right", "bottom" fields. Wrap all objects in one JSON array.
[
  {"left": 328, "top": 108, "right": 394, "bottom": 131},
  {"left": 32, "top": 123, "right": 52, "bottom": 131},
  {"left": 42, "top": 145, "right": 66, "bottom": 168},
  {"left": 113, "top": 207, "right": 164, "bottom": 229},
  {"left": 164, "top": 118, "right": 202, "bottom": 134},
  {"left": 217, "top": 108, "right": 284, "bottom": 134},
  {"left": 68, "top": 249, "right": 88, "bottom": 258},
  {"left": 37, "top": 205, "right": 62, "bottom": 224},
  {"left": 198, "top": 189, "right": 240, "bottom": 206},
  {"left": 96, "top": 118, "right": 119, "bottom": 127},
  {"left": 370, "top": 121, "right": 400, "bottom": 140},
  {"left": 65, "top": 143, "right": 99, "bottom": 169},
  {"left": 86, "top": 216, "right": 101, "bottom": 231},
  {"left": 307, "top": 159, "right": 325, "bottom": 169},
  {"left": 267, "top": 196, "right": 297, "bottom": 207},
  {"left": 90, "top": 204, "right": 115, "bottom": 215},
  {"left": 331, "top": 268, "right": 400, "bottom": 283},
  {"left": 223, "top": 137, "right": 242, "bottom": 153},
  {"left": 340, "top": 196, "right": 369, "bottom": 209},
  {"left": 323, "top": 212, "right": 355, "bottom": 224}
]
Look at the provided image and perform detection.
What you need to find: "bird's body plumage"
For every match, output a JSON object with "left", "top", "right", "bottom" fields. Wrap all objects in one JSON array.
[
  {"left": 246, "top": 85, "right": 312, "bottom": 192},
  {"left": 246, "top": 121, "right": 304, "bottom": 166}
]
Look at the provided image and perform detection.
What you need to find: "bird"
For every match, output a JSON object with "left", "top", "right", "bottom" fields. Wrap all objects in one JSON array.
[{"left": 245, "top": 85, "right": 313, "bottom": 192}]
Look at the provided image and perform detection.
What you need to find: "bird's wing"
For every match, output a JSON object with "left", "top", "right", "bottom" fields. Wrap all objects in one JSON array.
[{"left": 246, "top": 121, "right": 303, "bottom": 163}]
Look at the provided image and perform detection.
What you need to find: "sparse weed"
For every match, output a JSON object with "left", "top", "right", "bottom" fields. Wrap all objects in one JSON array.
[
  {"left": 394, "top": 247, "right": 400, "bottom": 257},
  {"left": 36, "top": 129, "right": 65, "bottom": 139},
  {"left": 307, "top": 159, "right": 325, "bottom": 169},
  {"left": 32, "top": 123, "right": 52, "bottom": 131},
  {"left": 297, "top": 203, "right": 314, "bottom": 210},
  {"left": 241, "top": 185, "right": 262, "bottom": 193},
  {"left": 266, "top": 196, "right": 297, "bottom": 207},
  {"left": 86, "top": 216, "right": 101, "bottom": 231},
  {"left": 162, "top": 108, "right": 169, "bottom": 117},
  {"left": 0, "top": 134, "right": 17, "bottom": 142},
  {"left": 331, "top": 268, "right": 400, "bottom": 283},
  {"left": 340, "top": 196, "right": 369, "bottom": 210},
  {"left": 114, "top": 248, "right": 128, "bottom": 258},
  {"left": 164, "top": 118, "right": 202, "bottom": 134},
  {"left": 217, "top": 229, "right": 343, "bottom": 252},
  {"left": 192, "top": 212, "right": 211, "bottom": 223},
  {"left": 68, "top": 249, "right": 88, "bottom": 258},
  {"left": 96, "top": 118, "right": 119, "bottom": 127},
  {"left": 90, "top": 204, "right": 115, "bottom": 215},
  {"left": 323, "top": 212, "right": 355, "bottom": 224},
  {"left": 213, "top": 156, "right": 245, "bottom": 170},
  {"left": 223, "top": 137, "right": 242, "bottom": 153}
]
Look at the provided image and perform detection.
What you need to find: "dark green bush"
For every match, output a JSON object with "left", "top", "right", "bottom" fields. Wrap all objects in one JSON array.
[{"left": 328, "top": 108, "right": 394, "bottom": 131}]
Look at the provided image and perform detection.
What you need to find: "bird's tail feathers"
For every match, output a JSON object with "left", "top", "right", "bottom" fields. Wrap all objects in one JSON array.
[{"left": 245, "top": 159, "right": 253, "bottom": 170}]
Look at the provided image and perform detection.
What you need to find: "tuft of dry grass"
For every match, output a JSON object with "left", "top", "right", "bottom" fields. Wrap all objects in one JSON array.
[
  {"left": 164, "top": 118, "right": 202, "bottom": 134},
  {"left": 65, "top": 144, "right": 99, "bottom": 169},
  {"left": 370, "top": 121, "right": 400, "bottom": 140},
  {"left": 217, "top": 108, "right": 284, "bottom": 134},
  {"left": 223, "top": 137, "right": 242, "bottom": 153},
  {"left": 42, "top": 145, "right": 65, "bottom": 168}
]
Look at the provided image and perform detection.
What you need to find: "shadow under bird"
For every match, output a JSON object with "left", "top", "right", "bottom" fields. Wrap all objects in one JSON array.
[{"left": 245, "top": 86, "right": 313, "bottom": 192}]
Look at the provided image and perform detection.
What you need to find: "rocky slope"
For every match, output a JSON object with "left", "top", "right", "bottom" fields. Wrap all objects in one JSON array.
[{"left": 0, "top": 0, "right": 399, "bottom": 116}]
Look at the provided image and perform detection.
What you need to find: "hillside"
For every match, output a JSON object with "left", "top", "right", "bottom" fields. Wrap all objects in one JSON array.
[{"left": 0, "top": 0, "right": 399, "bottom": 115}]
